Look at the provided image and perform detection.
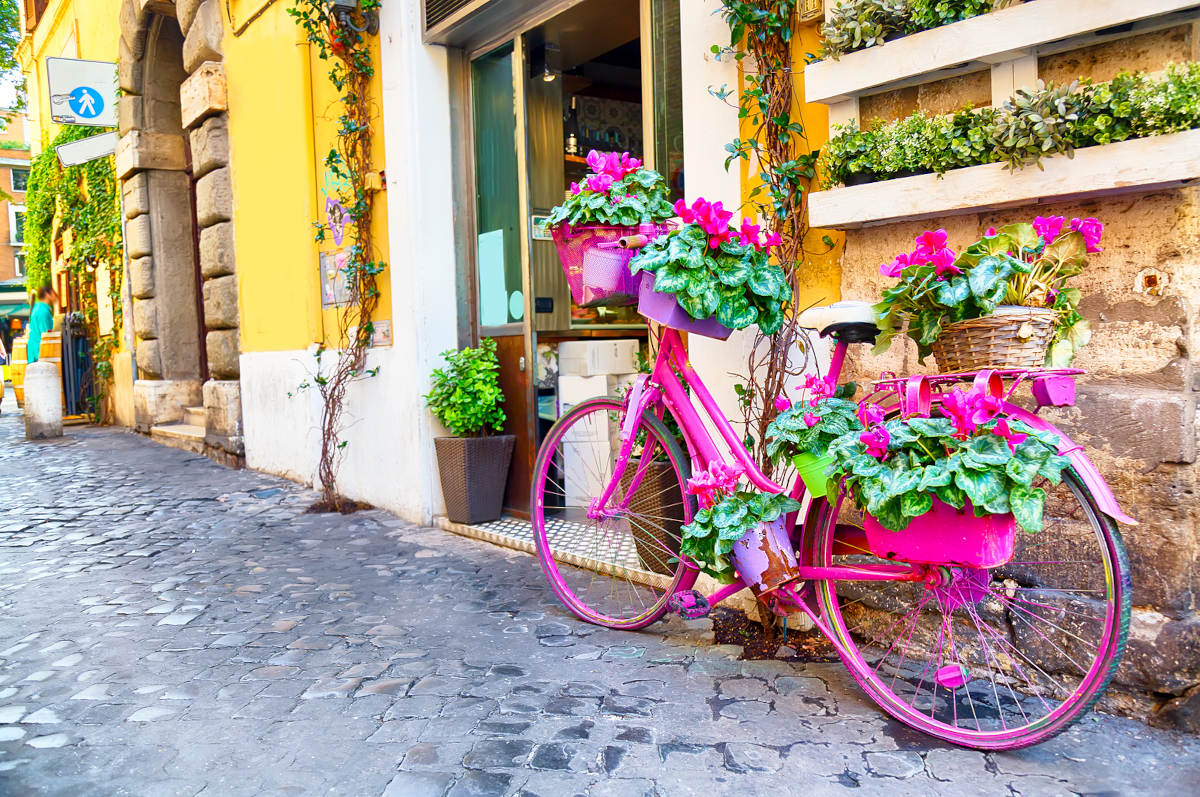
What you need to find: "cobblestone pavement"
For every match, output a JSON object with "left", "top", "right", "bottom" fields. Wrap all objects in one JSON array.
[{"left": 1, "top": 408, "right": 1198, "bottom": 797}]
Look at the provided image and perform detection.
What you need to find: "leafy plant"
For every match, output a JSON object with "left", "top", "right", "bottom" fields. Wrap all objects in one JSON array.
[
  {"left": 424, "top": 338, "right": 507, "bottom": 438},
  {"left": 679, "top": 462, "right": 801, "bottom": 582},
  {"left": 765, "top": 377, "right": 863, "bottom": 463},
  {"left": 629, "top": 197, "right": 792, "bottom": 334},
  {"left": 874, "top": 219, "right": 1101, "bottom": 365},
  {"left": 828, "top": 381, "right": 1071, "bottom": 532},
  {"left": 820, "top": 0, "right": 1000, "bottom": 59},
  {"left": 819, "top": 63, "right": 1200, "bottom": 186},
  {"left": 547, "top": 150, "right": 675, "bottom": 228}
]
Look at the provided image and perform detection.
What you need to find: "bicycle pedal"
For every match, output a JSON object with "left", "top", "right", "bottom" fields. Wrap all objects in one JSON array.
[{"left": 669, "top": 590, "right": 712, "bottom": 620}]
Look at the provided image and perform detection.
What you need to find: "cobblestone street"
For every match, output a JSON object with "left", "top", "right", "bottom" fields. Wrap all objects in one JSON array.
[{"left": 0, "top": 408, "right": 1197, "bottom": 797}]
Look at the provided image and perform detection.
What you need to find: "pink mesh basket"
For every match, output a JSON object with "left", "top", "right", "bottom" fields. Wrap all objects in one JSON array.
[{"left": 551, "top": 224, "right": 670, "bottom": 308}]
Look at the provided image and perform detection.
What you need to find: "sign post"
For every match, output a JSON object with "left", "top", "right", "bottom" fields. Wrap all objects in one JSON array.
[{"left": 45, "top": 57, "right": 119, "bottom": 166}]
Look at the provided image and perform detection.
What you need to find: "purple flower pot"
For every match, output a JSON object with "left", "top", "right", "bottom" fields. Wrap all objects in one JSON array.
[
  {"left": 864, "top": 498, "right": 1016, "bottom": 569},
  {"left": 730, "top": 518, "right": 800, "bottom": 598},
  {"left": 637, "top": 272, "right": 733, "bottom": 340},
  {"left": 1032, "top": 375, "right": 1076, "bottom": 408}
]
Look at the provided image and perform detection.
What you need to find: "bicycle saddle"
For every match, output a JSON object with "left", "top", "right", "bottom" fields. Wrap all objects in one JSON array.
[{"left": 796, "top": 301, "right": 880, "bottom": 343}]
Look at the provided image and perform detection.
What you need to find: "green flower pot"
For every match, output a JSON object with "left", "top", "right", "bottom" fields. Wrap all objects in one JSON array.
[{"left": 793, "top": 452, "right": 836, "bottom": 499}]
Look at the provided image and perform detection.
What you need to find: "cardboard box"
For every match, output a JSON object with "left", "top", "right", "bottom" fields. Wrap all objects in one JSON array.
[{"left": 557, "top": 339, "right": 639, "bottom": 377}]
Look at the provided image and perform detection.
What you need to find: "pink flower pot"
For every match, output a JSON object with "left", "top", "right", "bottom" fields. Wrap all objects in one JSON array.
[
  {"left": 863, "top": 498, "right": 1017, "bottom": 569},
  {"left": 637, "top": 272, "right": 733, "bottom": 340},
  {"left": 1032, "top": 375, "right": 1076, "bottom": 408},
  {"left": 552, "top": 224, "right": 670, "bottom": 308},
  {"left": 730, "top": 518, "right": 800, "bottom": 598}
]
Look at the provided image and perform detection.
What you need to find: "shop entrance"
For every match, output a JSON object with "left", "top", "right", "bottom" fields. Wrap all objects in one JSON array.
[{"left": 467, "top": 0, "right": 682, "bottom": 517}]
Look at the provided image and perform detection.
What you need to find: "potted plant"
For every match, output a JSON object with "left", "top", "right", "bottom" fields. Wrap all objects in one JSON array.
[
  {"left": 680, "top": 462, "right": 802, "bottom": 596},
  {"left": 424, "top": 338, "right": 515, "bottom": 525},
  {"left": 765, "top": 376, "right": 864, "bottom": 498},
  {"left": 547, "top": 150, "right": 676, "bottom": 307},
  {"left": 628, "top": 197, "right": 791, "bottom": 339},
  {"left": 874, "top": 218, "right": 1102, "bottom": 371},
  {"left": 826, "top": 379, "right": 1072, "bottom": 567}
]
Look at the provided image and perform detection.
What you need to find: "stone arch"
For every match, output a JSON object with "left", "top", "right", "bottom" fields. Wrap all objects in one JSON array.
[{"left": 118, "top": 0, "right": 243, "bottom": 464}]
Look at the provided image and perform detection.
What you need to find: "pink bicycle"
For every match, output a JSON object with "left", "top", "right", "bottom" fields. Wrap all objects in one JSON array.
[{"left": 531, "top": 304, "right": 1132, "bottom": 750}]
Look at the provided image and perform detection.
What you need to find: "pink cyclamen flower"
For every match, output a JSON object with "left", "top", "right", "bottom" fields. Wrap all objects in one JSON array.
[
  {"left": 1033, "top": 215, "right": 1065, "bottom": 244},
  {"left": 857, "top": 403, "right": 886, "bottom": 428},
  {"left": 914, "top": 229, "right": 949, "bottom": 257},
  {"left": 763, "top": 231, "right": 783, "bottom": 248},
  {"left": 1070, "top": 217, "right": 1104, "bottom": 253},
  {"left": 586, "top": 173, "right": 614, "bottom": 194},
  {"left": 738, "top": 218, "right": 761, "bottom": 248},
  {"left": 930, "top": 247, "right": 962, "bottom": 279},
  {"left": 774, "top": 395, "right": 792, "bottom": 412},
  {"left": 968, "top": 390, "right": 1004, "bottom": 426},
  {"left": 803, "top": 412, "right": 820, "bottom": 427},
  {"left": 992, "top": 418, "right": 1028, "bottom": 452},
  {"left": 880, "top": 251, "right": 911, "bottom": 279},
  {"left": 984, "top": 227, "right": 998, "bottom": 237},
  {"left": 939, "top": 389, "right": 977, "bottom": 439},
  {"left": 570, "top": 182, "right": 582, "bottom": 196},
  {"left": 802, "top": 374, "right": 835, "bottom": 407},
  {"left": 674, "top": 198, "right": 694, "bottom": 223},
  {"left": 860, "top": 426, "right": 891, "bottom": 459},
  {"left": 685, "top": 461, "right": 745, "bottom": 509}
]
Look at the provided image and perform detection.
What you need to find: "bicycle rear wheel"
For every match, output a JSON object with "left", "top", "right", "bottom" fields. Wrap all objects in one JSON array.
[
  {"left": 810, "top": 466, "right": 1130, "bottom": 750},
  {"left": 532, "top": 397, "right": 696, "bottom": 629}
]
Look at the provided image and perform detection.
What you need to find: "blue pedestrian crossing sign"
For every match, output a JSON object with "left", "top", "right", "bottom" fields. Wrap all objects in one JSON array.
[{"left": 46, "top": 57, "right": 118, "bottom": 128}]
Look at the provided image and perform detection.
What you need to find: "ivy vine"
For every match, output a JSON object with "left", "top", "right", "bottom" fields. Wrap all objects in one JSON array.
[
  {"left": 715, "top": 1, "right": 828, "bottom": 473},
  {"left": 288, "top": 0, "right": 385, "bottom": 511},
  {"left": 24, "top": 124, "right": 124, "bottom": 420}
]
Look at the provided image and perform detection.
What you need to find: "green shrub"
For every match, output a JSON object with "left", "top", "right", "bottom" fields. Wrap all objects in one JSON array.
[
  {"left": 424, "top": 338, "right": 507, "bottom": 437},
  {"left": 820, "top": 0, "right": 999, "bottom": 59}
]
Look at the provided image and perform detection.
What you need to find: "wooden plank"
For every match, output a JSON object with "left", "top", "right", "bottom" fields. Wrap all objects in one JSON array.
[
  {"left": 808, "top": 129, "right": 1200, "bottom": 230},
  {"left": 805, "top": 0, "right": 1200, "bottom": 105}
]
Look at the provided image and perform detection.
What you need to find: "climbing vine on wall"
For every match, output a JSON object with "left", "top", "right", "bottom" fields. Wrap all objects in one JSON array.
[
  {"left": 289, "top": 0, "right": 385, "bottom": 511},
  {"left": 716, "top": 1, "right": 827, "bottom": 473},
  {"left": 24, "top": 124, "right": 124, "bottom": 420}
]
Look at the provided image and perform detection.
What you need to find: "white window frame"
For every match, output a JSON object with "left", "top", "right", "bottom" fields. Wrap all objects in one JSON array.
[
  {"left": 10, "top": 167, "right": 29, "bottom": 193},
  {"left": 9, "top": 203, "right": 25, "bottom": 246}
]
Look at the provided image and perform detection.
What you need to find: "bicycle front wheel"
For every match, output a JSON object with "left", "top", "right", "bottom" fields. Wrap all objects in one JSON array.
[
  {"left": 532, "top": 397, "right": 696, "bottom": 629},
  {"left": 811, "top": 466, "right": 1130, "bottom": 750}
]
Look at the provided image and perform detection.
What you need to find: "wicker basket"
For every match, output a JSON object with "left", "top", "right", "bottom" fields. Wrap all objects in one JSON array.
[{"left": 931, "top": 307, "right": 1057, "bottom": 373}]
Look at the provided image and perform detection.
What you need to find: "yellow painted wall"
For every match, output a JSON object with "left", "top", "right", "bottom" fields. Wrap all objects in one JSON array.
[
  {"left": 738, "top": 21, "right": 844, "bottom": 310},
  {"left": 223, "top": 4, "right": 391, "bottom": 354}
]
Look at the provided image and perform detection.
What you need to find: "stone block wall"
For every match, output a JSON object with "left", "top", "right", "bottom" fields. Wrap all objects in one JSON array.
[{"left": 835, "top": 30, "right": 1200, "bottom": 729}]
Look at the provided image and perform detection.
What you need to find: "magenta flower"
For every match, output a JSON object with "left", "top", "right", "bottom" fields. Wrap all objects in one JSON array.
[
  {"left": 685, "top": 461, "right": 745, "bottom": 509},
  {"left": 803, "top": 412, "right": 820, "bottom": 427},
  {"left": 860, "top": 426, "right": 891, "bottom": 459},
  {"left": 992, "top": 419, "right": 1027, "bottom": 452},
  {"left": 1070, "top": 217, "right": 1104, "bottom": 253},
  {"left": 674, "top": 198, "right": 693, "bottom": 223},
  {"left": 930, "top": 247, "right": 962, "bottom": 279},
  {"left": 939, "top": 389, "right": 976, "bottom": 438},
  {"left": 1046, "top": 287, "right": 1059, "bottom": 305},
  {"left": 1033, "top": 215, "right": 1065, "bottom": 244},
  {"left": 738, "top": 218, "right": 761, "bottom": 248},
  {"left": 586, "top": 149, "right": 607, "bottom": 173},
  {"left": 773, "top": 395, "right": 792, "bottom": 412},
  {"left": 879, "top": 251, "right": 911, "bottom": 279},
  {"left": 914, "top": 229, "right": 949, "bottom": 257},
  {"left": 586, "top": 173, "right": 614, "bottom": 194},
  {"left": 763, "top": 231, "right": 783, "bottom": 248},
  {"left": 984, "top": 226, "right": 997, "bottom": 237},
  {"left": 857, "top": 403, "right": 886, "bottom": 428},
  {"left": 802, "top": 374, "right": 835, "bottom": 407},
  {"left": 570, "top": 182, "right": 582, "bottom": 196},
  {"left": 969, "top": 391, "right": 1004, "bottom": 426}
]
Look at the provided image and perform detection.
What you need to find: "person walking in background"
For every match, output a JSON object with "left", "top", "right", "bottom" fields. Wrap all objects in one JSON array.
[{"left": 28, "top": 286, "right": 57, "bottom": 363}]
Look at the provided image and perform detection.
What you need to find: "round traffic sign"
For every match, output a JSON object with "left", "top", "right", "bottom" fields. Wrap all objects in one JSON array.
[{"left": 67, "top": 86, "right": 104, "bottom": 119}]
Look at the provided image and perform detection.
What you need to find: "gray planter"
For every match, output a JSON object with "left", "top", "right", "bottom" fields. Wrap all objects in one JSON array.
[{"left": 434, "top": 435, "right": 516, "bottom": 525}]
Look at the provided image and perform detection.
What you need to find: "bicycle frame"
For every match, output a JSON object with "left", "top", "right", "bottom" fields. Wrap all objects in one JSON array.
[{"left": 588, "top": 327, "right": 925, "bottom": 601}]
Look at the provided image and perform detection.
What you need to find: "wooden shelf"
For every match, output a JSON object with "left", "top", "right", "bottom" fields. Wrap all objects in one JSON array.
[
  {"left": 565, "top": 154, "right": 588, "bottom": 165},
  {"left": 808, "top": 129, "right": 1200, "bottom": 230},
  {"left": 804, "top": 0, "right": 1200, "bottom": 105}
]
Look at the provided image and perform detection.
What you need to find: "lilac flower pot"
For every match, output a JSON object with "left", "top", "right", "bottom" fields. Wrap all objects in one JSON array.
[
  {"left": 863, "top": 498, "right": 1016, "bottom": 569},
  {"left": 637, "top": 272, "right": 733, "bottom": 340},
  {"left": 730, "top": 518, "right": 800, "bottom": 598}
]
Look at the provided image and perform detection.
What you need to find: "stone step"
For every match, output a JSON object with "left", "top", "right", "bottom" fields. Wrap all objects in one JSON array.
[
  {"left": 150, "top": 423, "right": 205, "bottom": 455},
  {"left": 183, "top": 406, "right": 206, "bottom": 427}
]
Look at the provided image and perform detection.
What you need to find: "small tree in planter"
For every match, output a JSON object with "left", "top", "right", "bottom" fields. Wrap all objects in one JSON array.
[
  {"left": 874, "top": 218, "right": 1102, "bottom": 371},
  {"left": 827, "top": 379, "right": 1072, "bottom": 567},
  {"left": 547, "top": 151, "right": 676, "bottom": 307},
  {"left": 629, "top": 197, "right": 791, "bottom": 338},
  {"left": 425, "top": 338, "right": 515, "bottom": 525}
]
